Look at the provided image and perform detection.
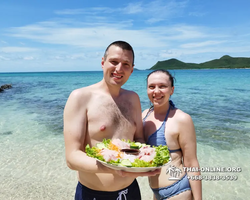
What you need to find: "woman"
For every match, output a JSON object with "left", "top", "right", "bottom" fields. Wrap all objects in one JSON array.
[{"left": 142, "top": 69, "right": 202, "bottom": 200}]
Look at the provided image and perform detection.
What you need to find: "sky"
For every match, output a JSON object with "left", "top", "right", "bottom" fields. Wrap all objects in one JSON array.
[{"left": 0, "top": 0, "right": 250, "bottom": 72}]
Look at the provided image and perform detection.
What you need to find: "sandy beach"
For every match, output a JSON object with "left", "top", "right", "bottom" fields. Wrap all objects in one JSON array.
[
  {"left": 0, "top": 135, "right": 153, "bottom": 200},
  {"left": 1, "top": 134, "right": 249, "bottom": 200}
]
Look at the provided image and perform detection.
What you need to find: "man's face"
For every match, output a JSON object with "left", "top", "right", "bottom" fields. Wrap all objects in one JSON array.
[{"left": 102, "top": 45, "right": 134, "bottom": 87}]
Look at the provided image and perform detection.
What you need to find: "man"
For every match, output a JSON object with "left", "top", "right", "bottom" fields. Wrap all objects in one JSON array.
[{"left": 63, "top": 41, "right": 158, "bottom": 200}]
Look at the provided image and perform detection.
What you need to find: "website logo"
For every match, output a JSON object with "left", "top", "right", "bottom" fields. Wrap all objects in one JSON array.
[{"left": 166, "top": 165, "right": 182, "bottom": 180}]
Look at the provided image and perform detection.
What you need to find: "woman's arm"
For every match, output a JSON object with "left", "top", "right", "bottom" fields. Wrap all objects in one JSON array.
[{"left": 179, "top": 112, "right": 202, "bottom": 200}]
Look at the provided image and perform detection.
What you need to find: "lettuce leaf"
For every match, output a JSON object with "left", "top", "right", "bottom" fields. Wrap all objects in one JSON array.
[
  {"left": 85, "top": 140, "right": 170, "bottom": 168},
  {"left": 131, "top": 159, "right": 152, "bottom": 167},
  {"left": 85, "top": 144, "right": 105, "bottom": 161},
  {"left": 152, "top": 145, "right": 170, "bottom": 167},
  {"left": 102, "top": 138, "right": 111, "bottom": 147}
]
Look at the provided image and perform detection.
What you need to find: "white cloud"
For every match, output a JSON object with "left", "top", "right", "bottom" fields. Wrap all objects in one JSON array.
[
  {"left": 55, "top": 7, "right": 114, "bottom": 15},
  {"left": 2, "top": 0, "right": 250, "bottom": 72},
  {"left": 0, "top": 47, "right": 38, "bottom": 53},
  {"left": 124, "top": 2, "right": 143, "bottom": 14},
  {"left": 1, "top": 40, "right": 8, "bottom": 44},
  {"left": 0, "top": 55, "right": 10, "bottom": 61},
  {"left": 4, "top": 19, "right": 249, "bottom": 70},
  {"left": 6, "top": 21, "right": 166, "bottom": 48},
  {"left": 55, "top": 9, "right": 86, "bottom": 15},
  {"left": 188, "top": 11, "right": 207, "bottom": 17},
  {"left": 7, "top": 19, "right": 214, "bottom": 50},
  {"left": 54, "top": 0, "right": 188, "bottom": 24},
  {"left": 23, "top": 56, "right": 34, "bottom": 60},
  {"left": 166, "top": 25, "right": 208, "bottom": 40},
  {"left": 158, "top": 50, "right": 181, "bottom": 59},
  {"left": 145, "top": 0, "right": 188, "bottom": 23},
  {"left": 181, "top": 40, "right": 226, "bottom": 48}
]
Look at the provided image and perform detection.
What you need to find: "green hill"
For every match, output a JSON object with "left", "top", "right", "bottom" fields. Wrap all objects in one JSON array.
[{"left": 150, "top": 55, "right": 250, "bottom": 70}]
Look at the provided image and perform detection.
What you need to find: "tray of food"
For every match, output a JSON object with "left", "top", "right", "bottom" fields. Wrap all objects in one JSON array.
[{"left": 85, "top": 138, "right": 171, "bottom": 172}]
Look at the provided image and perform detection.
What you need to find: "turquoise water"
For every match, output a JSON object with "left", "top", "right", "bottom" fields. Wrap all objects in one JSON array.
[
  {"left": 0, "top": 69, "right": 250, "bottom": 199},
  {"left": 1, "top": 69, "right": 249, "bottom": 149}
]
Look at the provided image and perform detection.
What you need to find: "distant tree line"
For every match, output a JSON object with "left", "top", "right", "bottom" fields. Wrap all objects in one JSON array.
[{"left": 150, "top": 55, "right": 250, "bottom": 70}]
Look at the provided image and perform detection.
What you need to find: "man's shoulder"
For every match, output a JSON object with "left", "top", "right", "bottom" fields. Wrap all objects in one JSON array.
[
  {"left": 121, "top": 88, "right": 139, "bottom": 97},
  {"left": 70, "top": 86, "right": 90, "bottom": 96},
  {"left": 68, "top": 84, "right": 97, "bottom": 102}
]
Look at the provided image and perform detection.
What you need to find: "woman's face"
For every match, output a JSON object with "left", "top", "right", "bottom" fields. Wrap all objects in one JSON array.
[{"left": 147, "top": 72, "right": 174, "bottom": 107}]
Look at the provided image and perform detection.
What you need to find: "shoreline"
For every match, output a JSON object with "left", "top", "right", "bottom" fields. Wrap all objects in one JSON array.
[{"left": 1, "top": 68, "right": 250, "bottom": 74}]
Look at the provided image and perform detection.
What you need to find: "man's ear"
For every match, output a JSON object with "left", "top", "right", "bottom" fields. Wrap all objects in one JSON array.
[
  {"left": 131, "top": 65, "right": 134, "bottom": 73},
  {"left": 101, "top": 57, "right": 104, "bottom": 69}
]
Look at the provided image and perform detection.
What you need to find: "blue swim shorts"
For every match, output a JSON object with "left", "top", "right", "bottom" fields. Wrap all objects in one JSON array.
[{"left": 75, "top": 179, "right": 141, "bottom": 200}]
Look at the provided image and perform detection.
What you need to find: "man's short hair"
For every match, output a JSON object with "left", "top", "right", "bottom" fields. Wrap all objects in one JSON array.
[{"left": 103, "top": 41, "right": 135, "bottom": 65}]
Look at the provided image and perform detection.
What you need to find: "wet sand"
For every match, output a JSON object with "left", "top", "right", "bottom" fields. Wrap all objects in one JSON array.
[
  {"left": 0, "top": 135, "right": 153, "bottom": 200},
  {"left": 0, "top": 128, "right": 249, "bottom": 200}
]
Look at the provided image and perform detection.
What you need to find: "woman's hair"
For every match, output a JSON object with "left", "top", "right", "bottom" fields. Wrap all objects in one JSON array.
[{"left": 146, "top": 69, "right": 175, "bottom": 87}]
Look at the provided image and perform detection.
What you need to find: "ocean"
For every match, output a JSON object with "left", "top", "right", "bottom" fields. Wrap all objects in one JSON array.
[{"left": 0, "top": 69, "right": 249, "bottom": 200}]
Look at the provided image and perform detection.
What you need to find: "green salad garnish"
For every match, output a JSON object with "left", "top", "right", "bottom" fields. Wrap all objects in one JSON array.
[{"left": 85, "top": 139, "right": 170, "bottom": 167}]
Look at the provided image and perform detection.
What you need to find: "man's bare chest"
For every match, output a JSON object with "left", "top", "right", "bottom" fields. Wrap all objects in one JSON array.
[{"left": 87, "top": 97, "right": 136, "bottom": 138}]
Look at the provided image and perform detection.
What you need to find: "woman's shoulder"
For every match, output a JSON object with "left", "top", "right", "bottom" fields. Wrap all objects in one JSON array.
[
  {"left": 142, "top": 108, "right": 150, "bottom": 119},
  {"left": 174, "top": 108, "right": 193, "bottom": 124}
]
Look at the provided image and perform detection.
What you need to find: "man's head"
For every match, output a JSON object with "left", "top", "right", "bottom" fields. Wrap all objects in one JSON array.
[
  {"left": 102, "top": 41, "right": 135, "bottom": 88},
  {"left": 103, "top": 41, "right": 135, "bottom": 66}
]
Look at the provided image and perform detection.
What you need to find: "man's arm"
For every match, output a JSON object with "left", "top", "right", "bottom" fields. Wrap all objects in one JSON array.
[
  {"left": 179, "top": 113, "right": 202, "bottom": 200},
  {"left": 63, "top": 89, "right": 112, "bottom": 173},
  {"left": 131, "top": 92, "right": 145, "bottom": 143},
  {"left": 114, "top": 92, "right": 160, "bottom": 177}
]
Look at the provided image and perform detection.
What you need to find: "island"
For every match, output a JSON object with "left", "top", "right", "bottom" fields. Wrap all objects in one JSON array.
[{"left": 150, "top": 55, "right": 250, "bottom": 70}]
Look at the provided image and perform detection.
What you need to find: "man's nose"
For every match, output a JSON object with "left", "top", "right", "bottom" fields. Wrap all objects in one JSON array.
[{"left": 116, "top": 63, "right": 123, "bottom": 72}]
